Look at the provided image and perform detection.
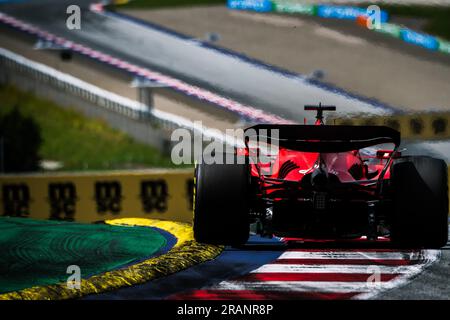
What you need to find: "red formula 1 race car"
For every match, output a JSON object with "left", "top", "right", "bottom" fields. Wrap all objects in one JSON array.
[{"left": 193, "top": 105, "right": 449, "bottom": 248}]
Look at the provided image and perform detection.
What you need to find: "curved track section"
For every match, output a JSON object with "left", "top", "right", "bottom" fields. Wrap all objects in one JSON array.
[
  {"left": 0, "top": 218, "right": 222, "bottom": 300},
  {"left": 172, "top": 242, "right": 440, "bottom": 300},
  {"left": 86, "top": 233, "right": 447, "bottom": 300},
  {"left": 0, "top": 217, "right": 170, "bottom": 295}
]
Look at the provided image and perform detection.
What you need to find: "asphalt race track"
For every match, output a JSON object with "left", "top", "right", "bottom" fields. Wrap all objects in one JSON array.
[
  {"left": 86, "top": 230, "right": 450, "bottom": 300},
  {"left": 2, "top": 217, "right": 448, "bottom": 300},
  {"left": 0, "top": 0, "right": 397, "bottom": 123},
  {"left": 0, "top": 0, "right": 449, "bottom": 300}
]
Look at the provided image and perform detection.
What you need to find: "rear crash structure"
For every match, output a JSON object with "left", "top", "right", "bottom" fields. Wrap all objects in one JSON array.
[{"left": 193, "top": 105, "right": 448, "bottom": 248}]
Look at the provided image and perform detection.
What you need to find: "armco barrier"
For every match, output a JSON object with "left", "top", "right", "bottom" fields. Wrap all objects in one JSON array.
[
  {"left": 272, "top": 1, "right": 314, "bottom": 15},
  {"left": 0, "top": 169, "right": 194, "bottom": 224},
  {"left": 0, "top": 47, "right": 244, "bottom": 151},
  {"left": 0, "top": 10, "right": 288, "bottom": 125},
  {"left": 331, "top": 112, "right": 450, "bottom": 141},
  {"left": 228, "top": 0, "right": 273, "bottom": 12},
  {"left": 370, "top": 21, "right": 401, "bottom": 38},
  {"left": 0, "top": 48, "right": 151, "bottom": 122},
  {"left": 400, "top": 29, "right": 439, "bottom": 51},
  {"left": 316, "top": 4, "right": 388, "bottom": 22},
  {"left": 228, "top": 0, "right": 388, "bottom": 21},
  {"left": 438, "top": 38, "right": 450, "bottom": 54}
]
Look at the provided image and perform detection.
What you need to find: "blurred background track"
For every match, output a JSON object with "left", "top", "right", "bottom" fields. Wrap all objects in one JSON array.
[
  {"left": 0, "top": 26, "right": 239, "bottom": 131},
  {"left": 121, "top": 4, "right": 450, "bottom": 113},
  {"left": 0, "top": 0, "right": 401, "bottom": 123}
]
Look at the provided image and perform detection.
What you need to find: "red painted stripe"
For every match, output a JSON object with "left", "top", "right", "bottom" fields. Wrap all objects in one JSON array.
[
  {"left": 234, "top": 272, "right": 400, "bottom": 282},
  {"left": 0, "top": 12, "right": 292, "bottom": 125},
  {"left": 274, "top": 258, "right": 415, "bottom": 266},
  {"left": 283, "top": 237, "right": 390, "bottom": 242},
  {"left": 286, "top": 248, "right": 419, "bottom": 253},
  {"left": 171, "top": 290, "right": 360, "bottom": 300}
]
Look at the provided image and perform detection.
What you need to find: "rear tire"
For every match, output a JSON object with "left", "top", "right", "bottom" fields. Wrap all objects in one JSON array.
[
  {"left": 193, "top": 156, "right": 250, "bottom": 245},
  {"left": 391, "top": 156, "right": 448, "bottom": 248}
]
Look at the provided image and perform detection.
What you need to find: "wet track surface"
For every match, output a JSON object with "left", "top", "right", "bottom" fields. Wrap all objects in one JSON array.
[{"left": 0, "top": 0, "right": 397, "bottom": 122}]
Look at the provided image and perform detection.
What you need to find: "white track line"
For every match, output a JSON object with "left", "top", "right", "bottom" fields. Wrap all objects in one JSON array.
[
  {"left": 278, "top": 251, "right": 426, "bottom": 260},
  {"left": 205, "top": 250, "right": 440, "bottom": 300},
  {"left": 252, "top": 264, "right": 424, "bottom": 274},
  {"left": 355, "top": 249, "right": 440, "bottom": 299},
  {"left": 180, "top": 248, "right": 440, "bottom": 299},
  {"left": 211, "top": 281, "right": 399, "bottom": 293}
]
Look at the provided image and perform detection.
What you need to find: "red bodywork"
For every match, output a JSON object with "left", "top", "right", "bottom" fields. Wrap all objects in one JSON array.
[
  {"left": 250, "top": 148, "right": 392, "bottom": 184},
  {"left": 239, "top": 109, "right": 401, "bottom": 239}
]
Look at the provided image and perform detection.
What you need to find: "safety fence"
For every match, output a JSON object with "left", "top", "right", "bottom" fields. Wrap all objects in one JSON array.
[
  {"left": 1, "top": 47, "right": 183, "bottom": 131},
  {"left": 227, "top": 0, "right": 450, "bottom": 55},
  {"left": 0, "top": 9, "right": 287, "bottom": 125},
  {"left": 0, "top": 47, "right": 244, "bottom": 151},
  {"left": 1, "top": 43, "right": 449, "bottom": 141},
  {"left": 0, "top": 169, "right": 194, "bottom": 224}
]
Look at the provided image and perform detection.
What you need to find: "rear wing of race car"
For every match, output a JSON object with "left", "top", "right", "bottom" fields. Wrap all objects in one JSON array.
[{"left": 244, "top": 125, "right": 401, "bottom": 153}]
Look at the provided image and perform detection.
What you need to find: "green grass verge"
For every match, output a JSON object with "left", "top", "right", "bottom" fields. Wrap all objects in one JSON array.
[
  {"left": 0, "top": 217, "right": 167, "bottom": 294},
  {"left": 0, "top": 85, "right": 180, "bottom": 171},
  {"left": 118, "top": 0, "right": 225, "bottom": 9}
]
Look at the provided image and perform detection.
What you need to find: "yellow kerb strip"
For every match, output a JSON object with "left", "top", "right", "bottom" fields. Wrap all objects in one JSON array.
[{"left": 0, "top": 218, "right": 222, "bottom": 300}]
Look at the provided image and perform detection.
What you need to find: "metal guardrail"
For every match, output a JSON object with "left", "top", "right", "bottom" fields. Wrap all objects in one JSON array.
[
  {"left": 0, "top": 47, "right": 176, "bottom": 130},
  {"left": 0, "top": 10, "right": 289, "bottom": 125},
  {"left": 3, "top": 47, "right": 450, "bottom": 144},
  {"left": 0, "top": 47, "right": 243, "bottom": 147}
]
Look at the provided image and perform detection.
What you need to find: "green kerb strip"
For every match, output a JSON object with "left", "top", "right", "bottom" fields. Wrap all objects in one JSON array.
[{"left": 0, "top": 217, "right": 167, "bottom": 294}]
